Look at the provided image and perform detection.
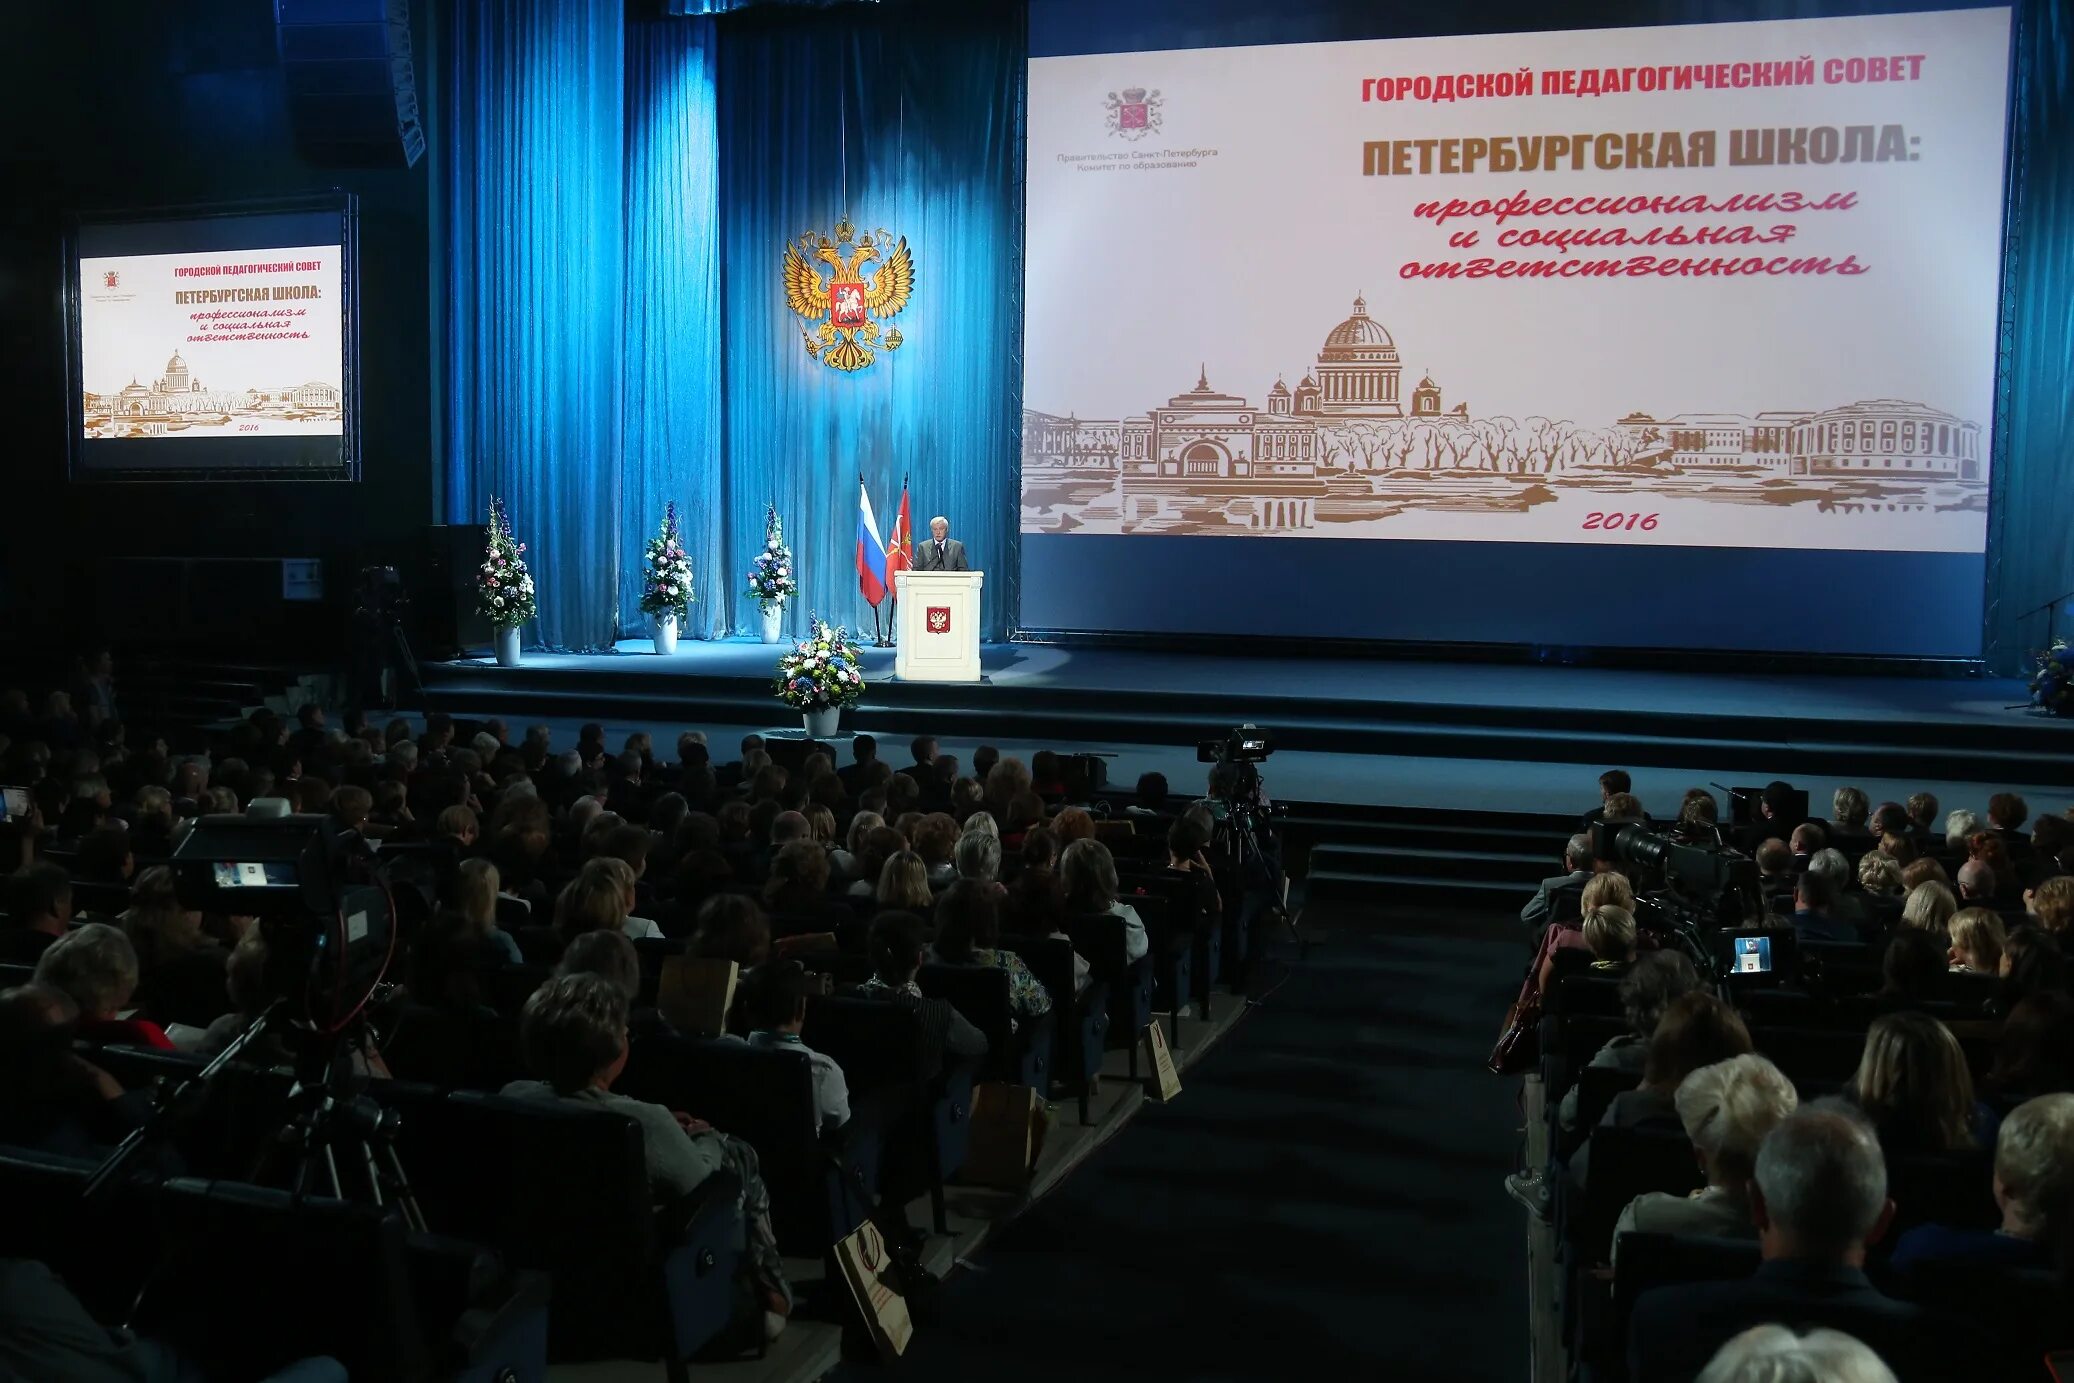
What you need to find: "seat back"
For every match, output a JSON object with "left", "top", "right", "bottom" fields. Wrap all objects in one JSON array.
[
  {"left": 619, "top": 1033, "right": 861, "bottom": 1254},
  {"left": 478, "top": 961, "right": 553, "bottom": 1018},
  {"left": 0, "top": 1147, "right": 157, "bottom": 1322},
  {"left": 1885, "top": 1147, "right": 1998, "bottom": 1236},
  {"left": 1610, "top": 1232, "right": 1761, "bottom": 1376},
  {"left": 1579, "top": 1125, "right": 1703, "bottom": 1264},
  {"left": 382, "top": 1003, "right": 518, "bottom": 1090},
  {"left": 1565, "top": 1064, "right": 1643, "bottom": 1153},
  {"left": 434, "top": 1091, "right": 669, "bottom": 1361},
  {"left": 1747, "top": 1025, "right": 1867, "bottom": 1083},
  {"left": 86, "top": 1042, "right": 295, "bottom": 1179},
  {"left": 144, "top": 1177, "right": 428, "bottom": 1382},
  {"left": 919, "top": 962, "right": 1016, "bottom": 1080}
]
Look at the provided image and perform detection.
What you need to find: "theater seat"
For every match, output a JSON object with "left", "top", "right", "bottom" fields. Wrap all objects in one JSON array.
[
  {"left": 1066, "top": 912, "right": 1153, "bottom": 1077},
  {"left": 398, "top": 1090, "right": 746, "bottom": 1377},
  {"left": 919, "top": 961, "right": 1052, "bottom": 1091},
  {"left": 1005, "top": 932, "right": 1110, "bottom": 1123},
  {"left": 619, "top": 1032, "right": 879, "bottom": 1256},
  {"left": 804, "top": 995, "right": 970, "bottom": 1234}
]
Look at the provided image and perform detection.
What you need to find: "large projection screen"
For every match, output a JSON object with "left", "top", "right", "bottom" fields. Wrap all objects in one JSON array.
[
  {"left": 1018, "top": 7, "right": 2013, "bottom": 656},
  {"left": 68, "top": 197, "right": 358, "bottom": 481}
]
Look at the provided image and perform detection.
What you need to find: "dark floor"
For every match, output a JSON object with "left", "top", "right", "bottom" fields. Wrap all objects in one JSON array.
[{"left": 838, "top": 902, "right": 1530, "bottom": 1382}]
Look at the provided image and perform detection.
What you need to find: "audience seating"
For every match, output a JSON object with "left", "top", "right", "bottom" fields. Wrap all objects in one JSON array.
[
  {"left": 1004, "top": 932, "right": 1110, "bottom": 1124},
  {"left": 620, "top": 1033, "right": 880, "bottom": 1256},
  {"left": 919, "top": 961, "right": 1052, "bottom": 1090},
  {"left": 1065, "top": 912, "right": 1155, "bottom": 1077}
]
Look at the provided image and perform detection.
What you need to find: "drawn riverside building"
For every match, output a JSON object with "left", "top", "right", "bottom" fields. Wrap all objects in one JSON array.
[{"left": 1022, "top": 293, "right": 1984, "bottom": 535}]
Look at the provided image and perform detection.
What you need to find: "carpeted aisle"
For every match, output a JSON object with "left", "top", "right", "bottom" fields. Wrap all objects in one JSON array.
[{"left": 846, "top": 903, "right": 1529, "bottom": 1382}]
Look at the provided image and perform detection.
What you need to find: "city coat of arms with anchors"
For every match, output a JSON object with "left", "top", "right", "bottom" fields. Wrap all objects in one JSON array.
[{"left": 782, "top": 215, "right": 915, "bottom": 373}]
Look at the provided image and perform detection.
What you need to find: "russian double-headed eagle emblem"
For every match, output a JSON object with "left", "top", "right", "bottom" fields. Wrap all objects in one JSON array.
[{"left": 782, "top": 215, "right": 914, "bottom": 373}]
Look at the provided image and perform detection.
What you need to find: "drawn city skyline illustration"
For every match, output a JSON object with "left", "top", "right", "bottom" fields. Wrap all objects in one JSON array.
[
  {"left": 1020, "top": 293, "right": 1986, "bottom": 539},
  {"left": 81, "top": 346, "right": 342, "bottom": 440}
]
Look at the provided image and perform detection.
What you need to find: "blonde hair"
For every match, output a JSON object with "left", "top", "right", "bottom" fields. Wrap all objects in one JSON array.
[
  {"left": 803, "top": 804, "right": 838, "bottom": 845},
  {"left": 436, "top": 804, "right": 479, "bottom": 840},
  {"left": 1947, "top": 907, "right": 2006, "bottom": 973},
  {"left": 455, "top": 856, "right": 500, "bottom": 932},
  {"left": 556, "top": 856, "right": 634, "bottom": 937},
  {"left": 2032, "top": 876, "right": 2074, "bottom": 934},
  {"left": 1675, "top": 1053, "right": 1799, "bottom": 1179},
  {"left": 1848, "top": 1011, "right": 1976, "bottom": 1152},
  {"left": 1581, "top": 871, "right": 1635, "bottom": 914},
  {"left": 875, "top": 850, "right": 932, "bottom": 911},
  {"left": 1856, "top": 852, "right": 1903, "bottom": 897},
  {"left": 1582, "top": 905, "right": 1637, "bottom": 962},
  {"left": 1831, "top": 786, "right": 1870, "bottom": 829},
  {"left": 1900, "top": 880, "right": 1957, "bottom": 934}
]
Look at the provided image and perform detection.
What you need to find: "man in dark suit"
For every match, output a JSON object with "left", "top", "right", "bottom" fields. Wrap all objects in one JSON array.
[
  {"left": 1520, "top": 833, "right": 1593, "bottom": 939},
  {"left": 916, "top": 516, "right": 969, "bottom": 571},
  {"left": 1628, "top": 1104, "right": 1985, "bottom": 1383},
  {"left": 838, "top": 734, "right": 879, "bottom": 795}
]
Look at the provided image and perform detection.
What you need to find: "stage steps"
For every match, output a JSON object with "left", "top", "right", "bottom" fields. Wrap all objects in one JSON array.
[{"left": 1285, "top": 801, "right": 1573, "bottom": 906}]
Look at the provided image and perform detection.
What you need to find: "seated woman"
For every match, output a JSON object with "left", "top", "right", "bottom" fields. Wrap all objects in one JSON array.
[
  {"left": 761, "top": 840, "right": 850, "bottom": 932},
  {"left": 453, "top": 856, "right": 524, "bottom": 965},
  {"left": 1984, "top": 992, "right": 2074, "bottom": 1109},
  {"left": 910, "top": 814, "right": 960, "bottom": 890},
  {"left": 1948, "top": 907, "right": 2007, "bottom": 976},
  {"left": 1611, "top": 1053, "right": 1799, "bottom": 1267},
  {"left": 873, "top": 849, "right": 935, "bottom": 918},
  {"left": 858, "top": 910, "right": 988, "bottom": 1072},
  {"left": 931, "top": 880, "right": 1051, "bottom": 1022},
  {"left": 1060, "top": 838, "right": 1149, "bottom": 962},
  {"left": 1846, "top": 1010, "right": 1993, "bottom": 1154},
  {"left": 120, "top": 866, "right": 232, "bottom": 1028},
  {"left": 830, "top": 811, "right": 882, "bottom": 883},
  {"left": 845, "top": 827, "right": 909, "bottom": 900},
  {"left": 556, "top": 856, "right": 664, "bottom": 943},
  {"left": 1873, "top": 929, "right": 1950, "bottom": 1009},
  {"left": 1557, "top": 951, "right": 1701, "bottom": 1134},
  {"left": 34, "top": 922, "right": 175, "bottom": 1049},
  {"left": 1566, "top": 992, "right": 1752, "bottom": 1193},
  {"left": 1537, "top": 873, "right": 1636, "bottom": 993},
  {"left": 738, "top": 960, "right": 848, "bottom": 1131},
  {"left": 1900, "top": 880, "right": 1959, "bottom": 935},
  {"left": 1889, "top": 1092, "right": 2074, "bottom": 1276},
  {"left": 954, "top": 831, "right": 1005, "bottom": 894},
  {"left": 0, "top": 982, "right": 149, "bottom": 1158},
  {"left": 687, "top": 894, "right": 772, "bottom": 969},
  {"left": 503, "top": 973, "right": 792, "bottom": 1334}
]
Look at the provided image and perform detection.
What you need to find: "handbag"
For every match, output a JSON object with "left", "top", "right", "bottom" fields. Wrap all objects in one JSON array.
[{"left": 1487, "top": 924, "right": 1567, "bottom": 1075}]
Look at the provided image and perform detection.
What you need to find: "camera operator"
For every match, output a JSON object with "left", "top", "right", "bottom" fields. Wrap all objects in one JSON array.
[{"left": 1196, "top": 730, "right": 1287, "bottom": 938}]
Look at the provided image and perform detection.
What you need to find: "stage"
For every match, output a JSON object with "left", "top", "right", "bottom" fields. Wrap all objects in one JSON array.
[{"left": 417, "top": 639, "right": 2074, "bottom": 817}]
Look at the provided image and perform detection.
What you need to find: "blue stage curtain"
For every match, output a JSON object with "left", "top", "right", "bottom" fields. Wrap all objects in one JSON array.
[
  {"left": 715, "top": 1, "right": 1025, "bottom": 639},
  {"left": 622, "top": 17, "right": 726, "bottom": 642},
  {"left": 441, "top": 0, "right": 625, "bottom": 652},
  {"left": 1986, "top": 0, "right": 2074, "bottom": 673}
]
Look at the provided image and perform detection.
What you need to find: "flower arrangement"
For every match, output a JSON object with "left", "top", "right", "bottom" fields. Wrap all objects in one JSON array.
[
  {"left": 638, "top": 501, "right": 695, "bottom": 618},
  {"left": 2031, "top": 639, "right": 2074, "bottom": 717},
  {"left": 476, "top": 497, "right": 536, "bottom": 629},
  {"left": 745, "top": 503, "right": 797, "bottom": 612},
  {"left": 773, "top": 617, "right": 866, "bottom": 710}
]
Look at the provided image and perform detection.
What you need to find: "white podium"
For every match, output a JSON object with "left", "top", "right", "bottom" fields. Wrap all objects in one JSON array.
[{"left": 893, "top": 570, "right": 983, "bottom": 682}]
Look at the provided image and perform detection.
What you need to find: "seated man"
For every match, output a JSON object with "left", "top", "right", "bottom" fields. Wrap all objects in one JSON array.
[
  {"left": 1889, "top": 1092, "right": 2073, "bottom": 1276},
  {"left": 739, "top": 960, "right": 848, "bottom": 1132},
  {"left": 1790, "top": 870, "right": 1860, "bottom": 945},
  {"left": 1628, "top": 1104, "right": 1983, "bottom": 1383},
  {"left": 1521, "top": 833, "right": 1594, "bottom": 939},
  {"left": 1581, "top": 769, "right": 1633, "bottom": 829},
  {"left": 1754, "top": 839, "right": 1797, "bottom": 915}
]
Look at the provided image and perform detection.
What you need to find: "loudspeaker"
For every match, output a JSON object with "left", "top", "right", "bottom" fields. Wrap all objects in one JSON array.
[
  {"left": 416, "top": 524, "right": 489, "bottom": 661},
  {"left": 275, "top": 0, "right": 425, "bottom": 168}
]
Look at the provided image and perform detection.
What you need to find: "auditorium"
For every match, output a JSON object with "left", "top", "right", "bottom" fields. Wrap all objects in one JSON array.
[{"left": 2, "top": 0, "right": 2071, "bottom": 1379}]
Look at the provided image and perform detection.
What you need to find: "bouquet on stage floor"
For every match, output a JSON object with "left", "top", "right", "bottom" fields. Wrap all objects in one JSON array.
[
  {"left": 2031, "top": 639, "right": 2073, "bottom": 717},
  {"left": 477, "top": 496, "right": 537, "bottom": 629},
  {"left": 639, "top": 501, "right": 696, "bottom": 619},
  {"left": 773, "top": 617, "right": 865, "bottom": 710},
  {"left": 746, "top": 503, "right": 798, "bottom": 613}
]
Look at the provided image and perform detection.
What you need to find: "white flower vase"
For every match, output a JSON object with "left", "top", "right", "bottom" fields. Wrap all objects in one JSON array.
[
  {"left": 803, "top": 705, "right": 841, "bottom": 739},
  {"left": 760, "top": 605, "right": 784, "bottom": 644},
  {"left": 654, "top": 612, "right": 679, "bottom": 656},
  {"left": 493, "top": 625, "right": 522, "bottom": 668}
]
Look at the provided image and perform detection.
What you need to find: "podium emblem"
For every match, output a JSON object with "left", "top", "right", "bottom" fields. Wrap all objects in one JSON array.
[{"left": 926, "top": 606, "right": 951, "bottom": 635}]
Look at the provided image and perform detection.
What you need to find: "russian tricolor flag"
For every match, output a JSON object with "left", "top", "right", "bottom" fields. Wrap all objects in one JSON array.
[{"left": 857, "top": 480, "right": 888, "bottom": 607}]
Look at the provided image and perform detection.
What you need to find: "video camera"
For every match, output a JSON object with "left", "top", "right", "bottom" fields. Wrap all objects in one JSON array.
[
  {"left": 170, "top": 812, "right": 395, "bottom": 1026},
  {"left": 1197, "top": 723, "right": 1273, "bottom": 765},
  {"left": 1590, "top": 820, "right": 1765, "bottom": 971}
]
